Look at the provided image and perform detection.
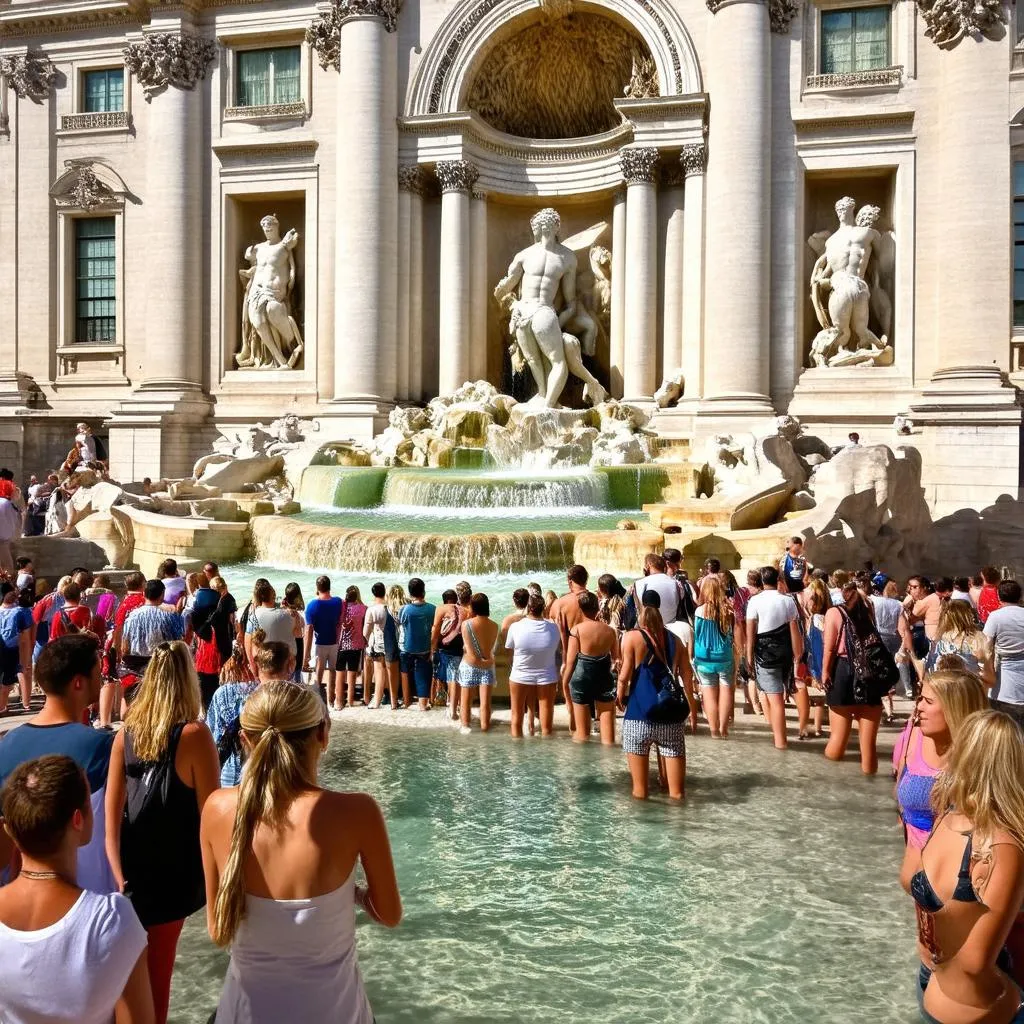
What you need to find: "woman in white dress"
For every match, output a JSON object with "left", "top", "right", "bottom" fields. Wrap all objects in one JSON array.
[{"left": 200, "top": 681, "right": 402, "bottom": 1023}]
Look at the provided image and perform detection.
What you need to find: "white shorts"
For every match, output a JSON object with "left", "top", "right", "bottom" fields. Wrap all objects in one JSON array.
[{"left": 315, "top": 644, "right": 339, "bottom": 668}]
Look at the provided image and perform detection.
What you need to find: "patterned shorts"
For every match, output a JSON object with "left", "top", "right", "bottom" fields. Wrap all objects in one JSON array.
[
  {"left": 458, "top": 663, "right": 496, "bottom": 688},
  {"left": 621, "top": 718, "right": 686, "bottom": 759}
]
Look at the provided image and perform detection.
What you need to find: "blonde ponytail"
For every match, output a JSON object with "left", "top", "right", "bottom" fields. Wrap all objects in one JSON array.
[{"left": 211, "top": 681, "right": 327, "bottom": 947}]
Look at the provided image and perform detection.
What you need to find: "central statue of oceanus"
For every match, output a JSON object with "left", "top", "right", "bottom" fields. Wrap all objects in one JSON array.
[{"left": 493, "top": 208, "right": 607, "bottom": 408}]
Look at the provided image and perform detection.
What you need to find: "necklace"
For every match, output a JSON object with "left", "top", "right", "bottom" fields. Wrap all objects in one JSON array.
[{"left": 19, "top": 869, "right": 59, "bottom": 880}]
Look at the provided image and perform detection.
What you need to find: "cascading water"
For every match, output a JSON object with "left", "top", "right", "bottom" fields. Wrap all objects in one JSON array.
[{"left": 381, "top": 470, "right": 610, "bottom": 509}]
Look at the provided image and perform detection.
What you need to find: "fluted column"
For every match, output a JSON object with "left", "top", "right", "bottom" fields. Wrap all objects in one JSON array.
[
  {"left": 333, "top": 0, "right": 399, "bottom": 404},
  {"left": 397, "top": 166, "right": 428, "bottom": 404},
  {"left": 681, "top": 144, "right": 707, "bottom": 400},
  {"left": 610, "top": 189, "right": 627, "bottom": 399},
  {"left": 396, "top": 182, "right": 412, "bottom": 402},
  {"left": 124, "top": 28, "right": 215, "bottom": 391},
  {"left": 621, "top": 148, "right": 659, "bottom": 402},
  {"left": 437, "top": 160, "right": 477, "bottom": 396},
  {"left": 660, "top": 163, "right": 686, "bottom": 381},
  {"left": 469, "top": 189, "right": 489, "bottom": 383},
  {"left": 702, "top": 0, "right": 773, "bottom": 415}
]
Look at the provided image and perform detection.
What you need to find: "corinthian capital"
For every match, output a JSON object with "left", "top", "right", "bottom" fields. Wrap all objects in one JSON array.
[
  {"left": 0, "top": 52, "right": 58, "bottom": 103},
  {"left": 680, "top": 143, "right": 708, "bottom": 177},
  {"left": 123, "top": 32, "right": 217, "bottom": 99},
  {"left": 398, "top": 165, "right": 430, "bottom": 195},
  {"left": 307, "top": 0, "right": 403, "bottom": 68},
  {"left": 705, "top": 0, "right": 794, "bottom": 32},
  {"left": 620, "top": 147, "right": 659, "bottom": 185},
  {"left": 435, "top": 160, "right": 479, "bottom": 194},
  {"left": 918, "top": 0, "right": 1006, "bottom": 48}
]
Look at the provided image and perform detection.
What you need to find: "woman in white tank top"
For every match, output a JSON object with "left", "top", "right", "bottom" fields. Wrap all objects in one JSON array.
[{"left": 200, "top": 681, "right": 402, "bottom": 1024}]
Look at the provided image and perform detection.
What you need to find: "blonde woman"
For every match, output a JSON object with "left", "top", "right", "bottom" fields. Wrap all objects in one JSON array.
[
  {"left": 200, "top": 682, "right": 402, "bottom": 1023},
  {"left": 894, "top": 670, "right": 988, "bottom": 889},
  {"left": 386, "top": 584, "right": 409, "bottom": 707},
  {"left": 905, "top": 710, "right": 1024, "bottom": 1023},
  {"left": 689, "top": 576, "right": 743, "bottom": 738},
  {"left": 104, "top": 640, "right": 220, "bottom": 1024},
  {"left": 931, "top": 599, "right": 994, "bottom": 687}
]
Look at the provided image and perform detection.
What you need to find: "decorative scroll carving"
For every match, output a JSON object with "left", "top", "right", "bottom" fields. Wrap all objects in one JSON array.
[
  {"left": 435, "top": 160, "right": 479, "bottom": 194},
  {"left": 768, "top": 0, "right": 798, "bottom": 33},
  {"left": 307, "top": 0, "right": 403, "bottom": 70},
  {"left": 52, "top": 164, "right": 119, "bottom": 211},
  {"left": 224, "top": 102, "right": 306, "bottom": 120},
  {"left": 680, "top": 143, "right": 707, "bottom": 176},
  {"left": 805, "top": 66, "right": 903, "bottom": 89},
  {"left": 0, "top": 52, "right": 58, "bottom": 102},
  {"left": 620, "top": 147, "right": 659, "bottom": 184},
  {"left": 60, "top": 110, "right": 130, "bottom": 131},
  {"left": 123, "top": 32, "right": 216, "bottom": 98},
  {"left": 659, "top": 162, "right": 686, "bottom": 189},
  {"left": 398, "top": 165, "right": 430, "bottom": 195},
  {"left": 918, "top": 0, "right": 1006, "bottom": 48}
]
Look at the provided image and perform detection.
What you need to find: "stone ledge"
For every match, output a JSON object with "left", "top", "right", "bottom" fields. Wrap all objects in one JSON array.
[
  {"left": 804, "top": 66, "right": 903, "bottom": 93},
  {"left": 57, "top": 110, "right": 131, "bottom": 134}
]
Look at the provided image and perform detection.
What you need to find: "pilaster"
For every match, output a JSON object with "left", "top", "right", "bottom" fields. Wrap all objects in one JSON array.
[{"left": 621, "top": 148, "right": 659, "bottom": 402}]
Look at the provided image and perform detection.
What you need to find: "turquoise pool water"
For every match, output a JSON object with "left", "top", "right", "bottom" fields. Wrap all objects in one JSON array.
[{"left": 169, "top": 724, "right": 918, "bottom": 1024}]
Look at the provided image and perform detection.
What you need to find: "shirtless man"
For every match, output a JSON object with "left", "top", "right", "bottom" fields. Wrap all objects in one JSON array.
[
  {"left": 493, "top": 208, "right": 607, "bottom": 408},
  {"left": 239, "top": 215, "right": 304, "bottom": 369},
  {"left": 809, "top": 198, "right": 891, "bottom": 367}
]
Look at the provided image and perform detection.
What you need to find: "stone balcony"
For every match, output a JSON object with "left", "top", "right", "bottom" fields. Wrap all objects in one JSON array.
[
  {"left": 58, "top": 110, "right": 131, "bottom": 133},
  {"left": 804, "top": 66, "right": 904, "bottom": 93}
]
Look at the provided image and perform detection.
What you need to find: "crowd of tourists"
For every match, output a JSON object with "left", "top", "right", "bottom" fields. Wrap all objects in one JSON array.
[{"left": 0, "top": 540, "right": 1024, "bottom": 1021}]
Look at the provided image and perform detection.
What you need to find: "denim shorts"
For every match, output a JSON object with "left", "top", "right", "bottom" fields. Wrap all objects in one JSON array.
[
  {"left": 755, "top": 665, "right": 788, "bottom": 695},
  {"left": 436, "top": 651, "right": 462, "bottom": 684},
  {"left": 696, "top": 665, "right": 734, "bottom": 688},
  {"left": 400, "top": 652, "right": 433, "bottom": 698}
]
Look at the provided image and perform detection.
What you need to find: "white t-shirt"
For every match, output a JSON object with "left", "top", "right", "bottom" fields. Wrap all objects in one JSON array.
[
  {"left": 746, "top": 589, "right": 798, "bottom": 634},
  {"left": 634, "top": 574, "right": 680, "bottom": 624},
  {"left": 985, "top": 605, "right": 1024, "bottom": 705},
  {"left": 666, "top": 620, "right": 693, "bottom": 649},
  {"left": 247, "top": 606, "right": 298, "bottom": 647},
  {"left": 870, "top": 595, "right": 904, "bottom": 637},
  {"left": 364, "top": 603, "right": 387, "bottom": 643},
  {"left": 0, "top": 890, "right": 146, "bottom": 1024},
  {"left": 506, "top": 618, "right": 561, "bottom": 684}
]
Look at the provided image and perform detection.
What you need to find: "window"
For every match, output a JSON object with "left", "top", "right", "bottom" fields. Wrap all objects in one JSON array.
[
  {"left": 82, "top": 69, "right": 123, "bottom": 113},
  {"left": 821, "top": 7, "right": 891, "bottom": 74},
  {"left": 1015, "top": 163, "right": 1024, "bottom": 328},
  {"left": 236, "top": 47, "right": 301, "bottom": 107},
  {"left": 75, "top": 218, "right": 116, "bottom": 343}
]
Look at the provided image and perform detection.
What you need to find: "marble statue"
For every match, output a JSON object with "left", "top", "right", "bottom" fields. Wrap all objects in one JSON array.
[
  {"left": 808, "top": 198, "right": 895, "bottom": 368},
  {"left": 237, "top": 215, "right": 305, "bottom": 370},
  {"left": 494, "top": 208, "right": 608, "bottom": 408}
]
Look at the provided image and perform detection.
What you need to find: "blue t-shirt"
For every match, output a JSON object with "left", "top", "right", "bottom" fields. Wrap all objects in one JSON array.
[
  {"left": 0, "top": 605, "right": 32, "bottom": 650},
  {"left": 205, "top": 681, "right": 260, "bottom": 787},
  {"left": 305, "top": 596, "right": 343, "bottom": 646},
  {"left": 398, "top": 602, "right": 435, "bottom": 655}
]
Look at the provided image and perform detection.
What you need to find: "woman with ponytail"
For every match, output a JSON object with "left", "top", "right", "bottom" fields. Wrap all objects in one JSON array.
[{"left": 200, "top": 681, "right": 402, "bottom": 1023}]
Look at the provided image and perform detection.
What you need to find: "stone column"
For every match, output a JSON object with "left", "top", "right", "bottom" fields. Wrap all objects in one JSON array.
[
  {"left": 701, "top": 0, "right": 773, "bottom": 416},
  {"left": 660, "top": 163, "right": 686, "bottom": 382},
  {"left": 470, "top": 189, "right": 489, "bottom": 384},
  {"left": 396, "top": 182, "right": 412, "bottom": 403},
  {"left": 609, "top": 189, "right": 627, "bottom": 399},
  {"left": 621, "top": 148, "right": 659, "bottom": 402},
  {"left": 681, "top": 144, "right": 708, "bottom": 399},
  {"left": 333, "top": 0, "right": 400, "bottom": 409},
  {"left": 398, "top": 166, "right": 428, "bottom": 404},
  {"left": 436, "top": 160, "right": 477, "bottom": 396}
]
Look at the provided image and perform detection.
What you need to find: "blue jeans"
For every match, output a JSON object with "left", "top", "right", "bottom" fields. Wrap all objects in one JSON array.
[{"left": 400, "top": 652, "right": 432, "bottom": 698}]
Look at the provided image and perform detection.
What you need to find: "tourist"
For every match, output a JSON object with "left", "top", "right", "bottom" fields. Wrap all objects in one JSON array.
[
  {"left": 385, "top": 584, "right": 409, "bottom": 703},
  {"left": 236, "top": 578, "right": 270, "bottom": 643},
  {"left": 0, "top": 478, "right": 21, "bottom": 572},
  {"left": 23, "top": 476, "right": 51, "bottom": 536},
  {"left": 105, "top": 640, "right": 219, "bottom": 1024},
  {"left": 821, "top": 581, "right": 890, "bottom": 774},
  {"left": 802, "top": 577, "right": 830, "bottom": 738},
  {"left": 0, "top": 634, "right": 115, "bottom": 891},
  {"left": 950, "top": 576, "right": 973, "bottom": 605},
  {"left": 303, "top": 575, "right": 343, "bottom": 705},
  {"left": 336, "top": 585, "right": 368, "bottom": 707},
  {"left": 893, "top": 670, "right": 988, "bottom": 888},
  {"left": 243, "top": 580, "right": 296, "bottom": 678},
  {"left": 745, "top": 566, "right": 803, "bottom": 750},
  {"left": 207, "top": 576, "right": 238, "bottom": 667},
  {"left": 0, "top": 755, "right": 153, "bottom": 1023},
  {"left": 187, "top": 576, "right": 228, "bottom": 711},
  {"left": 101, "top": 571, "right": 146, "bottom": 728},
  {"left": 617, "top": 602, "right": 688, "bottom": 800},
  {"left": 458, "top": 592, "right": 498, "bottom": 735},
  {"left": 828, "top": 569, "right": 851, "bottom": 606},
  {"left": 203, "top": 561, "right": 220, "bottom": 583},
  {"left": 632, "top": 553, "right": 679, "bottom": 624},
  {"left": 121, "top": 580, "right": 185, "bottom": 682},
  {"left": 597, "top": 572, "right": 627, "bottom": 613},
  {"left": 846, "top": 431, "right": 861, "bottom": 447},
  {"left": 506, "top": 592, "right": 561, "bottom": 737},
  {"left": 690, "top": 576, "right": 743, "bottom": 739},
  {"left": 49, "top": 581, "right": 103, "bottom": 641},
  {"left": 157, "top": 559, "right": 186, "bottom": 609},
  {"left": 84, "top": 572, "right": 118, "bottom": 624},
  {"left": 904, "top": 575, "right": 938, "bottom": 672},
  {"left": 977, "top": 565, "right": 1003, "bottom": 624},
  {"left": 969, "top": 572, "right": 985, "bottom": 607},
  {"left": 200, "top": 681, "right": 402, "bottom": 1023},
  {"left": 931, "top": 598, "right": 993, "bottom": 685},
  {"left": 663, "top": 549, "right": 697, "bottom": 608},
  {"left": 431, "top": 589, "right": 464, "bottom": 716},
  {"left": 984, "top": 578, "right": 1024, "bottom": 726},
  {"left": 44, "top": 480, "right": 69, "bottom": 536},
  {"left": 778, "top": 536, "right": 811, "bottom": 595},
  {"left": 176, "top": 572, "right": 202, "bottom": 615},
  {"left": 364, "top": 582, "right": 400, "bottom": 710},
  {"left": 0, "top": 582, "right": 32, "bottom": 715},
  {"left": 15, "top": 555, "right": 34, "bottom": 592},
  {"left": 281, "top": 582, "right": 306, "bottom": 684},
  {"left": 543, "top": 590, "right": 557, "bottom": 618},
  {"left": 548, "top": 565, "right": 590, "bottom": 731},
  {"left": 870, "top": 576, "right": 912, "bottom": 681},
  {"left": 905, "top": 709, "right": 1024, "bottom": 1023},
  {"left": 497, "top": 587, "right": 529, "bottom": 653},
  {"left": 562, "top": 591, "right": 619, "bottom": 745},
  {"left": 398, "top": 578, "right": 435, "bottom": 712}
]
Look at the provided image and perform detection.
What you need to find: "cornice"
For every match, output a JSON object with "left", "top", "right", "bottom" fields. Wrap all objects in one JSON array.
[
  {"left": 0, "top": 0, "right": 138, "bottom": 37},
  {"left": 792, "top": 110, "right": 916, "bottom": 136}
]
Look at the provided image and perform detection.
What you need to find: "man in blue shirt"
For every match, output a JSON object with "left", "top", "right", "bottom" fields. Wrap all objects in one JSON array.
[
  {"left": 302, "top": 575, "right": 343, "bottom": 704},
  {"left": 120, "top": 579, "right": 185, "bottom": 676},
  {"left": 398, "top": 578, "right": 436, "bottom": 711},
  {"left": 0, "top": 633, "right": 116, "bottom": 892}
]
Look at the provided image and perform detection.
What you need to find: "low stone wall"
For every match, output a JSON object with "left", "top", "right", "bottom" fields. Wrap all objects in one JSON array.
[{"left": 117, "top": 505, "right": 249, "bottom": 577}]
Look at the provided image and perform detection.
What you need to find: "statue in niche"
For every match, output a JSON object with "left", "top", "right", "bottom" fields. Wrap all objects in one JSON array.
[
  {"left": 493, "top": 208, "right": 608, "bottom": 408},
  {"left": 236, "top": 214, "right": 304, "bottom": 370},
  {"left": 808, "top": 197, "right": 895, "bottom": 368}
]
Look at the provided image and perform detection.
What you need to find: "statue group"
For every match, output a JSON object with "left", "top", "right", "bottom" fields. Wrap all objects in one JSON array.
[
  {"left": 237, "top": 214, "right": 305, "bottom": 370},
  {"left": 808, "top": 196, "right": 895, "bottom": 369}
]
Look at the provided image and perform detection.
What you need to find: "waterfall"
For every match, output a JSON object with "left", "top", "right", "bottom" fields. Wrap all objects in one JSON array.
[
  {"left": 299, "top": 466, "right": 388, "bottom": 508},
  {"left": 381, "top": 470, "right": 610, "bottom": 510}
]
